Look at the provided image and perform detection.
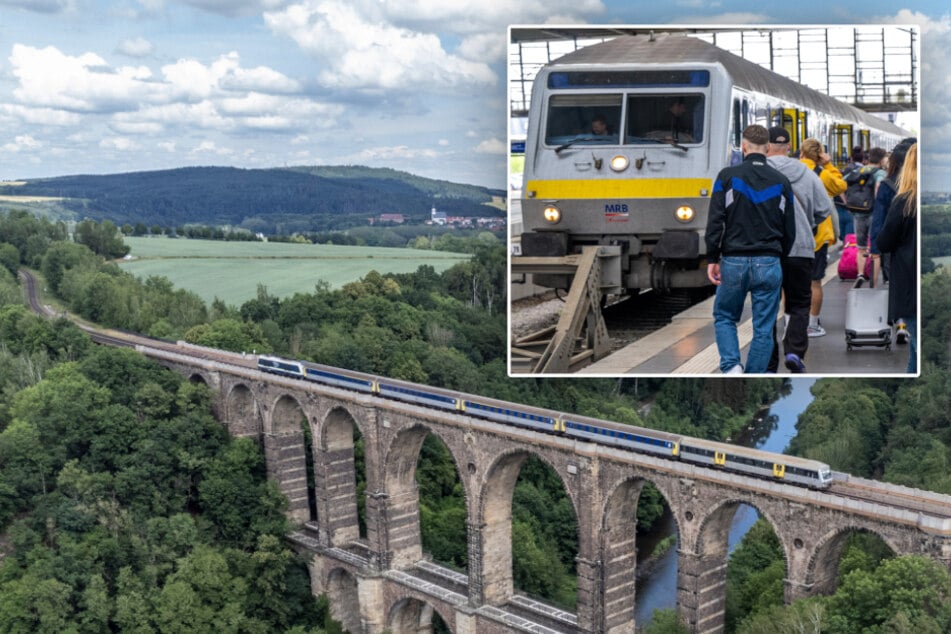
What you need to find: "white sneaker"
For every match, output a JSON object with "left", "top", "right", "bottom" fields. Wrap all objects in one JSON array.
[
  {"left": 725, "top": 364, "right": 744, "bottom": 374},
  {"left": 807, "top": 324, "right": 826, "bottom": 338}
]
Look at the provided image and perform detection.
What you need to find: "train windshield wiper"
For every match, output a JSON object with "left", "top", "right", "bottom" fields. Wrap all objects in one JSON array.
[{"left": 666, "top": 139, "right": 689, "bottom": 153}]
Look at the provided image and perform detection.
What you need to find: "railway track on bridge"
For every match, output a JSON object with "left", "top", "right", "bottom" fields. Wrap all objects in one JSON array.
[{"left": 20, "top": 267, "right": 951, "bottom": 527}]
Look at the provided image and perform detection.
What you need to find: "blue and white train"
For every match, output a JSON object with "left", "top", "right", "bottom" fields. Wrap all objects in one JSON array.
[{"left": 257, "top": 355, "right": 833, "bottom": 489}]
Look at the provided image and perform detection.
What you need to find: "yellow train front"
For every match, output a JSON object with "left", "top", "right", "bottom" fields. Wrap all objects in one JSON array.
[{"left": 518, "top": 33, "right": 907, "bottom": 296}]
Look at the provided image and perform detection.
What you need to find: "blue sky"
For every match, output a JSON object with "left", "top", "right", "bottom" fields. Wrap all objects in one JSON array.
[{"left": 0, "top": 1, "right": 946, "bottom": 189}]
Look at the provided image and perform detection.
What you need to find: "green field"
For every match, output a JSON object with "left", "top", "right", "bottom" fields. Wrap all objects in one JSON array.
[{"left": 117, "top": 237, "right": 470, "bottom": 306}]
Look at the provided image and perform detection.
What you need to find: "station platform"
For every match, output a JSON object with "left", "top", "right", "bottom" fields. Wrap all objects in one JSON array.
[{"left": 577, "top": 246, "right": 914, "bottom": 377}]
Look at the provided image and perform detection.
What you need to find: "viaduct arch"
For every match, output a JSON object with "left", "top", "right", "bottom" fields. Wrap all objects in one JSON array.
[{"left": 147, "top": 349, "right": 951, "bottom": 633}]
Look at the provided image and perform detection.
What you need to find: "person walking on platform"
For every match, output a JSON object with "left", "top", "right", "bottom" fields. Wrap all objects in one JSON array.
[
  {"left": 765, "top": 127, "right": 833, "bottom": 373},
  {"left": 705, "top": 125, "right": 796, "bottom": 374},
  {"left": 800, "top": 138, "right": 846, "bottom": 338},
  {"left": 869, "top": 137, "right": 917, "bottom": 339},
  {"left": 848, "top": 146, "right": 887, "bottom": 280},
  {"left": 837, "top": 146, "right": 866, "bottom": 242},
  {"left": 876, "top": 143, "right": 918, "bottom": 373}
]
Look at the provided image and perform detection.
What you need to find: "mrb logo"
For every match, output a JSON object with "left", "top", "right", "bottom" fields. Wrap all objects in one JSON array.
[{"left": 604, "top": 202, "right": 629, "bottom": 222}]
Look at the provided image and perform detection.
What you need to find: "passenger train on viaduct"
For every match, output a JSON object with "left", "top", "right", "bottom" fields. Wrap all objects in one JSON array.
[{"left": 257, "top": 355, "right": 834, "bottom": 489}]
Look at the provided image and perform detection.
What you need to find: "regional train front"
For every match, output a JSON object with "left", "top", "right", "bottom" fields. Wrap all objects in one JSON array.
[{"left": 520, "top": 35, "right": 728, "bottom": 294}]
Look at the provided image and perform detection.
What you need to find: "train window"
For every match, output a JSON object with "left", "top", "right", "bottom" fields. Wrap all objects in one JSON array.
[
  {"left": 732, "top": 99, "right": 741, "bottom": 147},
  {"left": 544, "top": 94, "right": 621, "bottom": 146},
  {"left": 625, "top": 94, "right": 704, "bottom": 144}
]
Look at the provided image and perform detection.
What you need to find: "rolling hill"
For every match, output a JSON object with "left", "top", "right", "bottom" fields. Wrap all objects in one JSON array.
[{"left": 0, "top": 165, "right": 505, "bottom": 233}]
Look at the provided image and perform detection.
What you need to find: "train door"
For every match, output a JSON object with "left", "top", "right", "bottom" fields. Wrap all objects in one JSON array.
[
  {"left": 772, "top": 108, "right": 802, "bottom": 152},
  {"left": 798, "top": 111, "right": 809, "bottom": 146},
  {"left": 858, "top": 129, "right": 871, "bottom": 152},
  {"left": 832, "top": 124, "right": 853, "bottom": 167},
  {"left": 729, "top": 95, "right": 749, "bottom": 165},
  {"left": 714, "top": 451, "right": 726, "bottom": 466},
  {"left": 772, "top": 463, "right": 786, "bottom": 478}
]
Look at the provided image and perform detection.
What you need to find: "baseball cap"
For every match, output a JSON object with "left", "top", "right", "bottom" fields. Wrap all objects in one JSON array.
[{"left": 768, "top": 126, "right": 790, "bottom": 144}]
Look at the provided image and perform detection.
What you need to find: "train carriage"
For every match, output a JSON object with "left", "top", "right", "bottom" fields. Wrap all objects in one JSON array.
[
  {"left": 519, "top": 33, "right": 908, "bottom": 296},
  {"left": 561, "top": 413, "right": 680, "bottom": 457},
  {"left": 258, "top": 355, "right": 305, "bottom": 378},
  {"left": 679, "top": 437, "right": 833, "bottom": 488},
  {"left": 254, "top": 349, "right": 833, "bottom": 489}
]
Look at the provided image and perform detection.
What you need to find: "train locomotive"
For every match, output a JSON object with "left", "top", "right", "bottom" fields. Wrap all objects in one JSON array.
[
  {"left": 518, "top": 33, "right": 908, "bottom": 295},
  {"left": 257, "top": 355, "right": 833, "bottom": 489}
]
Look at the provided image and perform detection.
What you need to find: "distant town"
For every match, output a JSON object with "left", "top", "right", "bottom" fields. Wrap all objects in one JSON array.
[{"left": 369, "top": 205, "right": 507, "bottom": 231}]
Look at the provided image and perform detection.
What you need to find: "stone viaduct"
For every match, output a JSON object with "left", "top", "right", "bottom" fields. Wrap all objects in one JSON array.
[{"left": 143, "top": 345, "right": 951, "bottom": 634}]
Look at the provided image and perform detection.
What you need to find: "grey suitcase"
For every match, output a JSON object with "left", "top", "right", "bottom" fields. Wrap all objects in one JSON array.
[{"left": 844, "top": 278, "right": 891, "bottom": 350}]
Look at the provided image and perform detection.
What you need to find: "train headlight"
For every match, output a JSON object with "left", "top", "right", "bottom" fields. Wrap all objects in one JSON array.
[
  {"left": 675, "top": 206, "right": 695, "bottom": 223},
  {"left": 610, "top": 155, "right": 629, "bottom": 172},
  {"left": 543, "top": 204, "right": 561, "bottom": 224}
]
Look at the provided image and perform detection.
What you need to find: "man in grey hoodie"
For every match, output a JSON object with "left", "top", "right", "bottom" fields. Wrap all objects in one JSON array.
[{"left": 765, "top": 126, "right": 833, "bottom": 373}]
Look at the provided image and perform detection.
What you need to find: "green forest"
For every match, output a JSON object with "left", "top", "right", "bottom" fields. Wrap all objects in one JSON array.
[
  {"left": 0, "top": 166, "right": 504, "bottom": 233},
  {"left": 2, "top": 209, "right": 951, "bottom": 632}
]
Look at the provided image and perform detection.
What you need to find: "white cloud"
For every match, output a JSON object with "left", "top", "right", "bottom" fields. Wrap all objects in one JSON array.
[
  {"left": 161, "top": 52, "right": 300, "bottom": 100},
  {"left": 457, "top": 32, "right": 506, "bottom": 63},
  {"left": 264, "top": 1, "right": 496, "bottom": 92},
  {"left": 438, "top": 139, "right": 449, "bottom": 146},
  {"left": 181, "top": 0, "right": 288, "bottom": 16},
  {"left": 1, "top": 135, "right": 41, "bottom": 152},
  {"left": 352, "top": 145, "right": 440, "bottom": 161},
  {"left": 111, "top": 120, "right": 164, "bottom": 134},
  {"left": 9, "top": 44, "right": 158, "bottom": 112},
  {"left": 158, "top": 141, "right": 176, "bottom": 152},
  {"left": 190, "top": 140, "right": 234, "bottom": 156},
  {"left": 0, "top": 103, "right": 81, "bottom": 125},
  {"left": 100, "top": 137, "right": 136, "bottom": 151},
  {"left": 117, "top": 37, "right": 154, "bottom": 58},
  {"left": 474, "top": 138, "right": 506, "bottom": 154},
  {"left": 668, "top": 12, "right": 770, "bottom": 24},
  {"left": 0, "top": 0, "right": 74, "bottom": 13},
  {"left": 380, "top": 0, "right": 606, "bottom": 35}
]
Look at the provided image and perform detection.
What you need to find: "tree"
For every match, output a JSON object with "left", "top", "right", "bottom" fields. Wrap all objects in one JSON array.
[
  {"left": 0, "top": 242, "right": 21, "bottom": 276},
  {"left": 40, "top": 241, "right": 99, "bottom": 295},
  {"left": 825, "top": 555, "right": 951, "bottom": 633},
  {"left": 184, "top": 318, "right": 270, "bottom": 354},
  {"left": 75, "top": 219, "right": 130, "bottom": 259}
]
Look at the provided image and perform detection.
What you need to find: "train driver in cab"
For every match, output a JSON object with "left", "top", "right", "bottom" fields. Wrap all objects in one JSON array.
[
  {"left": 591, "top": 113, "right": 611, "bottom": 136},
  {"left": 665, "top": 97, "right": 703, "bottom": 143}
]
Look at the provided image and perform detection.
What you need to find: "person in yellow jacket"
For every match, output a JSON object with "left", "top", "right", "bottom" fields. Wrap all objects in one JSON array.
[{"left": 800, "top": 138, "right": 846, "bottom": 337}]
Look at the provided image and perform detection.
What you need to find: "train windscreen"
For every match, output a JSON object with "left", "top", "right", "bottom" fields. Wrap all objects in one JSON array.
[{"left": 543, "top": 93, "right": 705, "bottom": 147}]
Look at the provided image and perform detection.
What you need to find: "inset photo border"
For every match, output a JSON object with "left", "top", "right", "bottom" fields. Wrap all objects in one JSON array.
[{"left": 507, "top": 25, "right": 920, "bottom": 379}]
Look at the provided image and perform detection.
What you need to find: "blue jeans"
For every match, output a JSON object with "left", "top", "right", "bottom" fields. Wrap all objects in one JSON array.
[
  {"left": 903, "top": 316, "right": 917, "bottom": 374},
  {"left": 713, "top": 256, "right": 782, "bottom": 373},
  {"left": 836, "top": 204, "right": 854, "bottom": 243}
]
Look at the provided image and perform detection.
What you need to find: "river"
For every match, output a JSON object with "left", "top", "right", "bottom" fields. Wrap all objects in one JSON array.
[{"left": 633, "top": 377, "right": 818, "bottom": 627}]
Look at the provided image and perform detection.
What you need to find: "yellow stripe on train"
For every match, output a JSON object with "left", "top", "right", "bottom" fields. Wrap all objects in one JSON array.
[{"left": 525, "top": 178, "right": 712, "bottom": 199}]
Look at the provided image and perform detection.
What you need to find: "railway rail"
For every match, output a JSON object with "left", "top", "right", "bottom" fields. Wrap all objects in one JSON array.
[{"left": 19, "top": 268, "right": 951, "bottom": 528}]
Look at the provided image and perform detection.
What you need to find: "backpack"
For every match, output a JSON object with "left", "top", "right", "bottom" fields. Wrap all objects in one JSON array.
[{"left": 844, "top": 166, "right": 881, "bottom": 213}]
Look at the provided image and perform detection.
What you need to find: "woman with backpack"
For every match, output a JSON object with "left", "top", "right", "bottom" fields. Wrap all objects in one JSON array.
[{"left": 844, "top": 146, "right": 886, "bottom": 279}]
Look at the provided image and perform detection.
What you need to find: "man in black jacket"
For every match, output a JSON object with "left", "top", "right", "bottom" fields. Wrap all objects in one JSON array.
[{"left": 705, "top": 124, "right": 797, "bottom": 374}]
